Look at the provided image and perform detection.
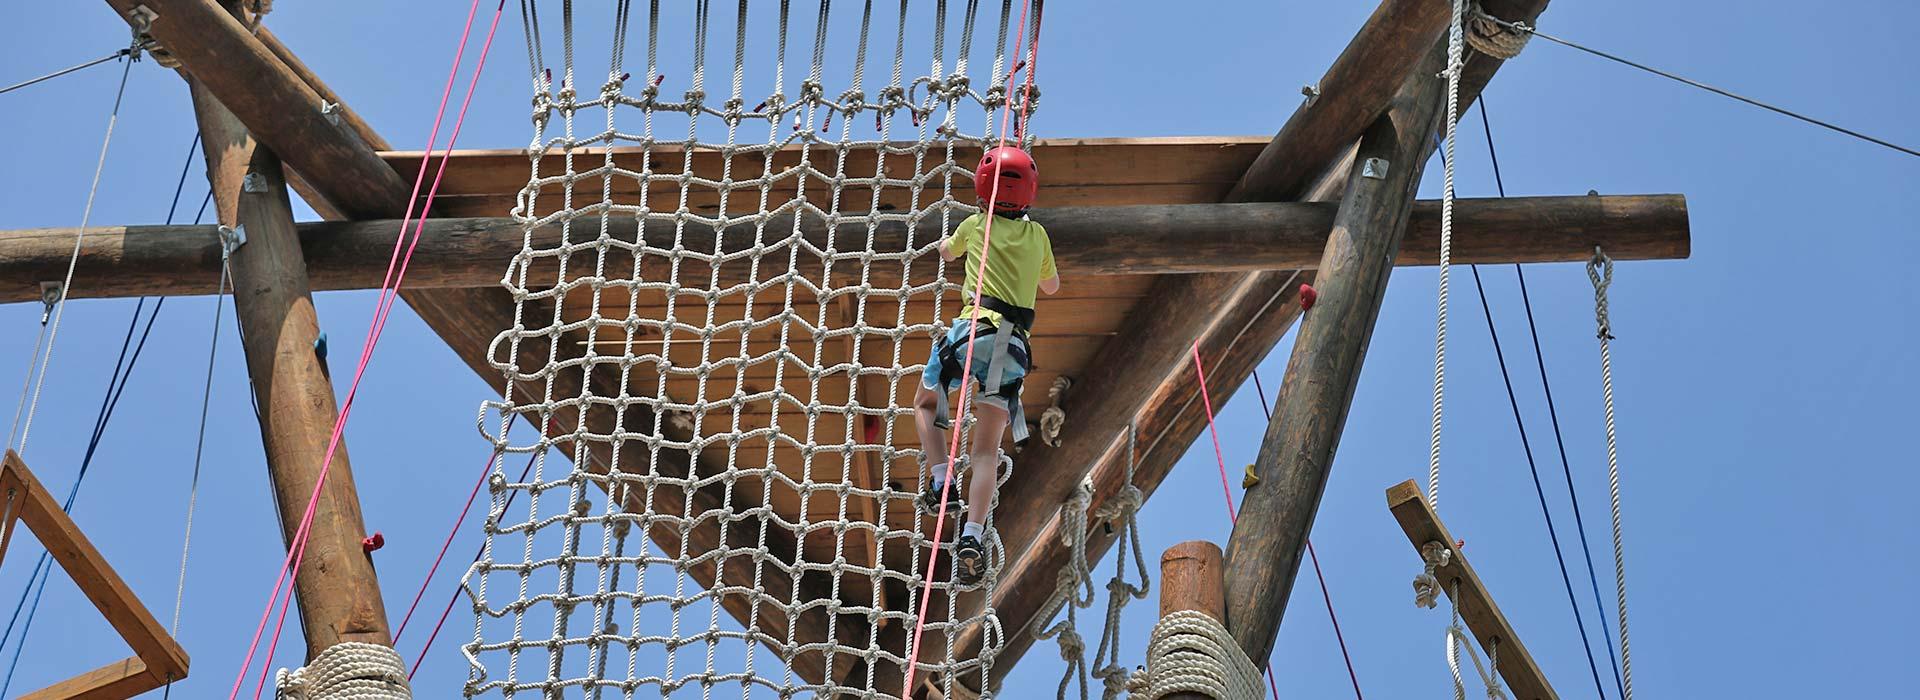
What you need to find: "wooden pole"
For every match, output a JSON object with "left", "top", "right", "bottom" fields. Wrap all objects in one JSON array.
[
  {"left": 1159, "top": 541, "right": 1229, "bottom": 700},
  {"left": 188, "top": 79, "right": 393, "bottom": 653},
  {"left": 1222, "top": 43, "right": 1450, "bottom": 666},
  {"left": 0, "top": 195, "right": 1691, "bottom": 304}
]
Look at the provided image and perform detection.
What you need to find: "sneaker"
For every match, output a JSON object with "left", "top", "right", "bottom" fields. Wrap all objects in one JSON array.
[
  {"left": 953, "top": 534, "right": 986, "bottom": 586},
  {"left": 919, "top": 478, "right": 965, "bottom": 516}
]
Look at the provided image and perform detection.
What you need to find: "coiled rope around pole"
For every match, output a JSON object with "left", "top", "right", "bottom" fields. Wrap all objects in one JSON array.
[
  {"left": 1126, "top": 610, "right": 1263, "bottom": 700},
  {"left": 274, "top": 642, "right": 410, "bottom": 700},
  {"left": 1587, "top": 248, "right": 1634, "bottom": 700}
]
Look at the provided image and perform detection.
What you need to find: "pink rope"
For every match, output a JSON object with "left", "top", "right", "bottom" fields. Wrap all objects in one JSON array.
[
  {"left": 393, "top": 445, "right": 504, "bottom": 644},
  {"left": 408, "top": 450, "right": 541, "bottom": 678},
  {"left": 1187, "top": 342, "right": 1280, "bottom": 699},
  {"left": 227, "top": 2, "right": 502, "bottom": 696},
  {"left": 902, "top": 2, "right": 1040, "bottom": 694}
]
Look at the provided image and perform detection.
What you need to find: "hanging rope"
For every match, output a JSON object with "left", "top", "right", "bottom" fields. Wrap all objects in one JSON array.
[
  {"left": 1472, "top": 99, "right": 1620, "bottom": 699},
  {"left": 1587, "top": 247, "right": 1635, "bottom": 700},
  {"left": 1088, "top": 422, "right": 1150, "bottom": 700},
  {"left": 1030, "top": 477, "right": 1095, "bottom": 700},
  {"left": 1443, "top": 581, "right": 1506, "bottom": 700},
  {"left": 1427, "top": 0, "right": 1468, "bottom": 510}
]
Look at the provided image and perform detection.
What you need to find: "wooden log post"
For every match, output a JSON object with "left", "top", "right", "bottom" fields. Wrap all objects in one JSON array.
[
  {"left": 1159, "top": 541, "right": 1229, "bottom": 700},
  {"left": 1221, "top": 44, "right": 1449, "bottom": 666},
  {"left": 188, "top": 78, "right": 394, "bottom": 653}
]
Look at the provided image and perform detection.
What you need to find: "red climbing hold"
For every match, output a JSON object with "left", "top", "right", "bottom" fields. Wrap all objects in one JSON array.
[
  {"left": 1299, "top": 283, "right": 1318, "bottom": 311},
  {"left": 363, "top": 532, "right": 385, "bottom": 554}
]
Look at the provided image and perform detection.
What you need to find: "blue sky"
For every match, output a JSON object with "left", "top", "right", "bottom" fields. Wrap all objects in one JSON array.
[{"left": 1, "top": 1, "right": 1917, "bottom": 697}]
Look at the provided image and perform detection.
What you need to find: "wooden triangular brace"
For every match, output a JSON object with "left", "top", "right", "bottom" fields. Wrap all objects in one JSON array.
[
  {"left": 0, "top": 450, "right": 189, "bottom": 699},
  {"left": 1386, "top": 479, "right": 1558, "bottom": 700}
]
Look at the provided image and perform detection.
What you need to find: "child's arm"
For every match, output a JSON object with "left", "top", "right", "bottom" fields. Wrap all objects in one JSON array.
[
  {"left": 1037, "top": 228, "right": 1060, "bottom": 295},
  {"left": 1039, "top": 274, "right": 1060, "bottom": 295},
  {"left": 940, "top": 215, "right": 979, "bottom": 262},
  {"left": 939, "top": 237, "right": 964, "bottom": 262}
]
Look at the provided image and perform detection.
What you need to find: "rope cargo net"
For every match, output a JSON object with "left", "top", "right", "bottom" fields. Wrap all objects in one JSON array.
[{"left": 459, "top": 2, "right": 1045, "bottom": 697}]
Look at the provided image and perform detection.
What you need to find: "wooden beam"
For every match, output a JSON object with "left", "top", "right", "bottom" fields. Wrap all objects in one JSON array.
[
  {"left": 0, "top": 195, "right": 1689, "bottom": 303},
  {"left": 976, "top": 269, "right": 1310, "bottom": 689},
  {"left": 1225, "top": 0, "right": 1451, "bottom": 204},
  {"left": 111, "top": 1, "right": 880, "bottom": 688},
  {"left": 2, "top": 450, "right": 190, "bottom": 698},
  {"left": 189, "top": 78, "right": 395, "bottom": 653},
  {"left": 105, "top": 0, "right": 409, "bottom": 219},
  {"left": 1160, "top": 541, "right": 1229, "bottom": 700},
  {"left": 1222, "top": 43, "right": 1448, "bottom": 666},
  {"left": 1387, "top": 480, "right": 1558, "bottom": 700}
]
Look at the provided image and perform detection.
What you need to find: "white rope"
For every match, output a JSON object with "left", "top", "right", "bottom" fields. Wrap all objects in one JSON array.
[
  {"left": 462, "top": 1, "right": 1040, "bottom": 696},
  {"left": 7, "top": 44, "right": 137, "bottom": 455},
  {"left": 1038, "top": 375, "right": 1072, "bottom": 447},
  {"left": 1125, "top": 610, "right": 1262, "bottom": 700},
  {"left": 1089, "top": 424, "right": 1150, "bottom": 700},
  {"left": 275, "top": 642, "right": 411, "bottom": 699},
  {"left": 1427, "top": 0, "right": 1467, "bottom": 510},
  {"left": 1441, "top": 580, "right": 1507, "bottom": 700},
  {"left": 1031, "top": 477, "right": 1096, "bottom": 700},
  {"left": 1587, "top": 247, "right": 1634, "bottom": 700}
]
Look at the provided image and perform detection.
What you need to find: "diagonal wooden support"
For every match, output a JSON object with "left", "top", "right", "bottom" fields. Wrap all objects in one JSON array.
[
  {"left": 0, "top": 451, "right": 191, "bottom": 699},
  {"left": 1223, "top": 41, "right": 1450, "bottom": 666},
  {"left": 1387, "top": 479, "right": 1558, "bottom": 700}
]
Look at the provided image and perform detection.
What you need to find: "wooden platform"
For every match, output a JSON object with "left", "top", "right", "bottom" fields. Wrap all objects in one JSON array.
[{"left": 386, "top": 137, "right": 1269, "bottom": 566}]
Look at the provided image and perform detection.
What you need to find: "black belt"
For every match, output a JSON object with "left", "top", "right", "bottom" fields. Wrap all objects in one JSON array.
[{"left": 973, "top": 294, "right": 1035, "bottom": 333}]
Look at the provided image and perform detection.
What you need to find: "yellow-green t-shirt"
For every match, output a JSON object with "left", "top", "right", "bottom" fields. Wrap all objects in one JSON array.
[{"left": 947, "top": 212, "right": 1055, "bottom": 328}]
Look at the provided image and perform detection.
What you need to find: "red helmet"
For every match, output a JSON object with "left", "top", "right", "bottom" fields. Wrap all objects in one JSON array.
[{"left": 974, "top": 146, "right": 1038, "bottom": 212}]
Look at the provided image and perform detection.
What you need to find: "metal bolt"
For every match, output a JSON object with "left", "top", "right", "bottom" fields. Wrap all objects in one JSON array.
[
  {"left": 242, "top": 172, "right": 269, "bottom": 193},
  {"left": 1361, "top": 157, "right": 1390, "bottom": 180}
]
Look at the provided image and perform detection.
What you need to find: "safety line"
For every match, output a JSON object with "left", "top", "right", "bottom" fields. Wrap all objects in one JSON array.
[
  {"left": 1187, "top": 342, "right": 1280, "bottom": 700},
  {"left": 393, "top": 441, "right": 509, "bottom": 644},
  {"left": 1249, "top": 369, "right": 1364, "bottom": 700},
  {"left": 1474, "top": 96, "right": 1628, "bottom": 694},
  {"left": 1480, "top": 14, "right": 1918, "bottom": 159},
  {"left": 228, "top": 2, "right": 500, "bottom": 695},
  {"left": 163, "top": 249, "right": 230, "bottom": 699},
  {"left": 7, "top": 39, "right": 139, "bottom": 456},
  {"left": 0, "top": 46, "right": 136, "bottom": 96},
  {"left": 407, "top": 450, "right": 540, "bottom": 679},
  {"left": 904, "top": 1, "right": 1043, "bottom": 694}
]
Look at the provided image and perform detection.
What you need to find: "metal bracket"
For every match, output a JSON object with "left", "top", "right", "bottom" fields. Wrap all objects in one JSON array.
[
  {"left": 37, "top": 282, "right": 63, "bottom": 323},
  {"left": 218, "top": 225, "right": 247, "bottom": 254},
  {"left": 1361, "top": 157, "right": 1390, "bottom": 180},
  {"left": 321, "top": 101, "right": 342, "bottom": 127},
  {"left": 1301, "top": 83, "right": 1321, "bottom": 107},
  {"left": 241, "top": 172, "right": 270, "bottom": 193}
]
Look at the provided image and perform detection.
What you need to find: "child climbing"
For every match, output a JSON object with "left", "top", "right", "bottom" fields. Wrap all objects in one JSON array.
[{"left": 915, "top": 146, "right": 1059, "bottom": 586}]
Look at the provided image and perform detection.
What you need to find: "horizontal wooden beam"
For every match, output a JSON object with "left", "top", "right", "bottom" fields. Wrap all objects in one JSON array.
[
  {"left": 0, "top": 195, "right": 1688, "bottom": 303},
  {"left": 1387, "top": 480, "right": 1558, "bottom": 700}
]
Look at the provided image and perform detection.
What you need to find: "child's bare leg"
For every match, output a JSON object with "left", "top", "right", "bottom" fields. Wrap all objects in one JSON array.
[
  {"left": 912, "top": 384, "right": 952, "bottom": 475},
  {"left": 965, "top": 402, "right": 1011, "bottom": 530}
]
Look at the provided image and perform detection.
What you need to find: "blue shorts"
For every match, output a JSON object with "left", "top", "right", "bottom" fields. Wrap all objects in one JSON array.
[{"left": 922, "top": 320, "right": 1028, "bottom": 409}]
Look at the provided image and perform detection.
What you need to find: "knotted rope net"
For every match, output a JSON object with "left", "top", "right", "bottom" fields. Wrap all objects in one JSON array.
[{"left": 459, "top": 2, "right": 1041, "bottom": 697}]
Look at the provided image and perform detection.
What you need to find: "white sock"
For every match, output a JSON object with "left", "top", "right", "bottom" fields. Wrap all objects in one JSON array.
[
  {"left": 925, "top": 461, "right": 949, "bottom": 491},
  {"left": 962, "top": 521, "right": 984, "bottom": 542}
]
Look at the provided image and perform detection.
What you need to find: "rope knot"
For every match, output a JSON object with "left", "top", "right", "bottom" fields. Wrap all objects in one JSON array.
[
  {"left": 1587, "top": 247, "right": 1615, "bottom": 340},
  {"left": 1414, "top": 540, "right": 1452, "bottom": 609},
  {"left": 274, "top": 642, "right": 410, "bottom": 699}
]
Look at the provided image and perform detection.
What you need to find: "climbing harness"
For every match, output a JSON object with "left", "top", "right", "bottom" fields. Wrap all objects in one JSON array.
[{"left": 930, "top": 292, "right": 1038, "bottom": 443}]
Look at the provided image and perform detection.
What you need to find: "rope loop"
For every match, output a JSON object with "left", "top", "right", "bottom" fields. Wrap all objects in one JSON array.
[
  {"left": 1126, "top": 610, "right": 1263, "bottom": 700},
  {"left": 1587, "top": 247, "right": 1615, "bottom": 340},
  {"left": 1466, "top": 3, "right": 1532, "bottom": 59},
  {"left": 1413, "top": 540, "right": 1451, "bottom": 609},
  {"left": 274, "top": 642, "right": 410, "bottom": 700}
]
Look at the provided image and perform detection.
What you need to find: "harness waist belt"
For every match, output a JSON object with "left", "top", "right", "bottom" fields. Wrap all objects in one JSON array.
[{"left": 973, "top": 294, "right": 1036, "bottom": 333}]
